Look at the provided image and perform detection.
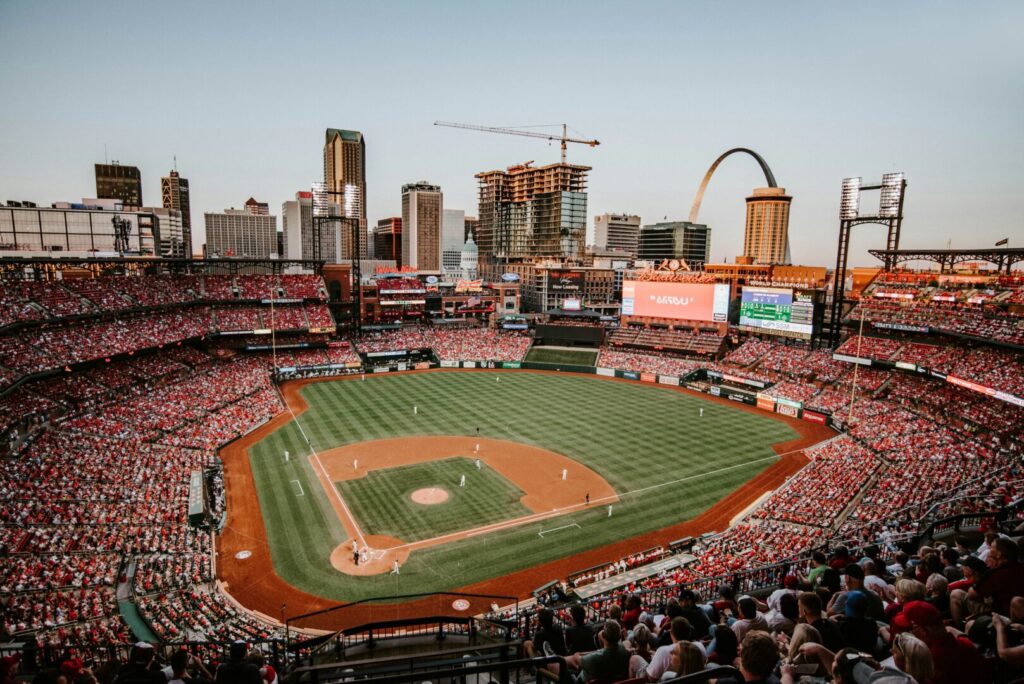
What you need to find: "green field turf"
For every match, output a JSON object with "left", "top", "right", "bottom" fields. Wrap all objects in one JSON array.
[
  {"left": 524, "top": 347, "right": 599, "bottom": 365},
  {"left": 246, "top": 371, "right": 798, "bottom": 601},
  {"left": 337, "top": 457, "right": 531, "bottom": 541}
]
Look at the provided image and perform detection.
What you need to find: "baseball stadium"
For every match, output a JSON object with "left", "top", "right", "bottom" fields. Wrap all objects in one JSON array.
[{"left": 1, "top": 232, "right": 1022, "bottom": 684}]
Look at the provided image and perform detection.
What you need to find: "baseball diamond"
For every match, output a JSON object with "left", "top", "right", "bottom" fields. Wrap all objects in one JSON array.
[{"left": 219, "top": 369, "right": 829, "bottom": 620}]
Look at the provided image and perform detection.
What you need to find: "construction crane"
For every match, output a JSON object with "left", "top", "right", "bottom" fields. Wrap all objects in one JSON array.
[{"left": 434, "top": 121, "right": 599, "bottom": 164}]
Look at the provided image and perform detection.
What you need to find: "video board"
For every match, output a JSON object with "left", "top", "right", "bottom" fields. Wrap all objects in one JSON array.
[
  {"left": 621, "top": 281, "right": 730, "bottom": 322},
  {"left": 548, "top": 270, "right": 583, "bottom": 292},
  {"left": 739, "top": 286, "right": 815, "bottom": 339}
]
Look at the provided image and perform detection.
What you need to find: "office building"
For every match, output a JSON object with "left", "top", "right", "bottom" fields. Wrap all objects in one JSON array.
[
  {"left": 204, "top": 207, "right": 277, "bottom": 259},
  {"left": 401, "top": 182, "right": 442, "bottom": 271},
  {"left": 324, "top": 128, "right": 368, "bottom": 258},
  {"left": 282, "top": 191, "right": 342, "bottom": 262},
  {"left": 594, "top": 213, "right": 641, "bottom": 257},
  {"left": 442, "top": 208, "right": 465, "bottom": 275},
  {"left": 161, "top": 170, "right": 192, "bottom": 257},
  {"left": 475, "top": 162, "right": 589, "bottom": 263},
  {"left": 95, "top": 163, "right": 143, "bottom": 207},
  {"left": 374, "top": 217, "right": 402, "bottom": 266},
  {"left": 743, "top": 187, "right": 792, "bottom": 264},
  {"left": 244, "top": 197, "right": 270, "bottom": 215},
  {"left": 637, "top": 221, "right": 711, "bottom": 268}
]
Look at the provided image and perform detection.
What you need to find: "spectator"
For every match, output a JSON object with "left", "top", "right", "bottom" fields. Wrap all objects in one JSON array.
[
  {"left": 566, "top": 620, "right": 631, "bottom": 683},
  {"left": 737, "top": 632, "right": 779, "bottom": 684},
  {"left": 115, "top": 643, "right": 165, "bottom": 684},
  {"left": 904, "top": 600, "right": 987, "bottom": 684},
  {"left": 798, "top": 592, "right": 843, "bottom": 654},
  {"left": 564, "top": 604, "right": 596, "bottom": 655}
]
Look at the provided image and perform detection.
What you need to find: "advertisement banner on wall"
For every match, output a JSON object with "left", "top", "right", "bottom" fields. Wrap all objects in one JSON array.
[
  {"left": 596, "top": 367, "right": 616, "bottom": 377},
  {"left": 776, "top": 403, "right": 799, "bottom": 417},
  {"left": 803, "top": 410, "right": 827, "bottom": 424},
  {"left": 440, "top": 360, "right": 457, "bottom": 368},
  {"left": 658, "top": 375, "right": 679, "bottom": 385},
  {"left": 502, "top": 361, "right": 522, "bottom": 369},
  {"left": 756, "top": 394, "right": 776, "bottom": 411},
  {"left": 622, "top": 370, "right": 640, "bottom": 380},
  {"left": 640, "top": 372, "right": 657, "bottom": 383},
  {"left": 710, "top": 386, "right": 721, "bottom": 396},
  {"left": 548, "top": 270, "right": 583, "bottom": 292},
  {"left": 462, "top": 361, "right": 477, "bottom": 368}
]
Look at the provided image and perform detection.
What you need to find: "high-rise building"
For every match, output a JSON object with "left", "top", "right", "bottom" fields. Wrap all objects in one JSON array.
[
  {"left": 743, "top": 187, "right": 792, "bottom": 264},
  {"left": 594, "top": 213, "right": 641, "bottom": 257},
  {"left": 324, "top": 128, "right": 368, "bottom": 259},
  {"left": 401, "top": 182, "right": 442, "bottom": 271},
  {"left": 161, "top": 170, "right": 192, "bottom": 257},
  {"left": 244, "top": 197, "right": 270, "bottom": 215},
  {"left": 475, "top": 162, "right": 589, "bottom": 263},
  {"left": 282, "top": 191, "right": 342, "bottom": 262},
  {"left": 95, "top": 162, "right": 143, "bottom": 207},
  {"left": 374, "top": 217, "right": 402, "bottom": 266},
  {"left": 442, "top": 208, "right": 465, "bottom": 275},
  {"left": 204, "top": 207, "right": 277, "bottom": 259},
  {"left": 638, "top": 221, "right": 711, "bottom": 268}
]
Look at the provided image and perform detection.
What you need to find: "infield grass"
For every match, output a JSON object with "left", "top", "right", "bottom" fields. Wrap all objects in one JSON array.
[
  {"left": 337, "top": 457, "right": 530, "bottom": 541},
  {"left": 247, "top": 371, "right": 798, "bottom": 601}
]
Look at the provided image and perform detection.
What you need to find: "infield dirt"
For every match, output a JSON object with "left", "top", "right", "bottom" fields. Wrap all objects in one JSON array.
[{"left": 217, "top": 369, "right": 833, "bottom": 631}]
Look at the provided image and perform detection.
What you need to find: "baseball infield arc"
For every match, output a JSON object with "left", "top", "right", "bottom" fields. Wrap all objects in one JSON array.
[{"left": 217, "top": 369, "right": 834, "bottom": 631}]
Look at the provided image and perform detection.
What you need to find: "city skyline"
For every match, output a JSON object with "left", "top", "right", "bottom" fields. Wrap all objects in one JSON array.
[{"left": 1, "top": 1, "right": 1021, "bottom": 267}]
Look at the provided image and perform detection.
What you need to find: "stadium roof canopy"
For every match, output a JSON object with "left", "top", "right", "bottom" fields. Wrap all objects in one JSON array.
[{"left": 869, "top": 247, "right": 1024, "bottom": 273}]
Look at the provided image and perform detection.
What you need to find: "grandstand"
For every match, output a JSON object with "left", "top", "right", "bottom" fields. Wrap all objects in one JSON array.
[{"left": 0, "top": 258, "right": 1022, "bottom": 684}]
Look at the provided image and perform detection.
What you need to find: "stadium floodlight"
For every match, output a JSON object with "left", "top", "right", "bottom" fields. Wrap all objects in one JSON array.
[
  {"left": 879, "top": 172, "right": 906, "bottom": 218},
  {"left": 840, "top": 177, "right": 861, "bottom": 219},
  {"left": 312, "top": 181, "right": 329, "bottom": 218},
  {"left": 343, "top": 183, "right": 361, "bottom": 220}
]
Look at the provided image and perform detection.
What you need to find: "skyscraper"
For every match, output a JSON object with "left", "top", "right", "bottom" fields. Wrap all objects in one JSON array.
[
  {"left": 743, "top": 187, "right": 792, "bottom": 264},
  {"left": 593, "top": 213, "right": 641, "bottom": 257},
  {"left": 401, "top": 182, "right": 442, "bottom": 271},
  {"left": 161, "top": 170, "right": 192, "bottom": 257},
  {"left": 324, "top": 128, "right": 367, "bottom": 258},
  {"left": 374, "top": 217, "right": 402, "bottom": 266},
  {"left": 204, "top": 207, "right": 277, "bottom": 259},
  {"left": 442, "top": 208, "right": 465, "bottom": 275},
  {"left": 95, "top": 162, "right": 143, "bottom": 207},
  {"left": 475, "top": 162, "right": 589, "bottom": 263},
  {"left": 638, "top": 221, "right": 711, "bottom": 267}
]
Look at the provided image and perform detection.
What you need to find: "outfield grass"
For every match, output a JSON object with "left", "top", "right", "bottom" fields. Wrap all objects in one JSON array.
[
  {"left": 525, "top": 347, "right": 599, "bottom": 366},
  {"left": 337, "top": 457, "right": 531, "bottom": 541},
  {"left": 247, "top": 371, "right": 797, "bottom": 601}
]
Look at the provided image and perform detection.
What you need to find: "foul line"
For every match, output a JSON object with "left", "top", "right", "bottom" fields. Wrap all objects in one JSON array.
[{"left": 284, "top": 399, "right": 368, "bottom": 548}]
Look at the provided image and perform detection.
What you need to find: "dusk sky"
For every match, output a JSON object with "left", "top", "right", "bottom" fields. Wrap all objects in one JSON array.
[{"left": 1, "top": 1, "right": 1021, "bottom": 266}]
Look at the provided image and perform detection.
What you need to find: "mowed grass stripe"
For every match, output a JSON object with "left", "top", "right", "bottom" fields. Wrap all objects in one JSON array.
[{"left": 247, "top": 371, "right": 798, "bottom": 601}]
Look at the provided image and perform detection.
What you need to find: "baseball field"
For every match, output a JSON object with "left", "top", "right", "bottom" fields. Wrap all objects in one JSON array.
[{"left": 228, "top": 370, "right": 817, "bottom": 608}]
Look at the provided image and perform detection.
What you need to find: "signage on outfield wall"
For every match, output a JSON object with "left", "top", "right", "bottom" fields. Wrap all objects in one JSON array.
[
  {"left": 686, "top": 382, "right": 705, "bottom": 391},
  {"left": 756, "top": 394, "right": 776, "bottom": 411},
  {"left": 596, "top": 367, "right": 615, "bottom": 377},
  {"left": 658, "top": 375, "right": 679, "bottom": 385},
  {"left": 503, "top": 362, "right": 522, "bottom": 369},
  {"left": 833, "top": 353, "right": 872, "bottom": 366},
  {"left": 776, "top": 403, "right": 799, "bottom": 417},
  {"left": 397, "top": 362, "right": 407, "bottom": 371},
  {"left": 622, "top": 370, "right": 640, "bottom": 380},
  {"left": 641, "top": 372, "right": 656, "bottom": 383},
  {"left": 373, "top": 367, "right": 389, "bottom": 373},
  {"left": 803, "top": 410, "right": 827, "bottom": 424},
  {"left": 440, "top": 360, "right": 457, "bottom": 368},
  {"left": 415, "top": 362, "right": 430, "bottom": 370},
  {"left": 710, "top": 386, "right": 721, "bottom": 396},
  {"left": 775, "top": 397, "right": 802, "bottom": 410},
  {"left": 463, "top": 361, "right": 477, "bottom": 368},
  {"left": 367, "top": 350, "right": 408, "bottom": 358}
]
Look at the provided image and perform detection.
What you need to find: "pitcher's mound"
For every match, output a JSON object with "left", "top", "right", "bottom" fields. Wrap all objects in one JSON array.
[{"left": 411, "top": 487, "right": 449, "bottom": 505}]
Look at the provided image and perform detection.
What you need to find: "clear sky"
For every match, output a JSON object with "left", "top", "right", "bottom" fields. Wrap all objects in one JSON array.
[{"left": 1, "top": 1, "right": 1021, "bottom": 267}]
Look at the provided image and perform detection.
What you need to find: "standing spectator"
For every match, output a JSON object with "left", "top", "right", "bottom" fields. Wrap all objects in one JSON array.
[
  {"left": 215, "top": 642, "right": 261, "bottom": 684},
  {"left": 115, "top": 643, "right": 165, "bottom": 684},
  {"left": 564, "top": 604, "right": 596, "bottom": 655}
]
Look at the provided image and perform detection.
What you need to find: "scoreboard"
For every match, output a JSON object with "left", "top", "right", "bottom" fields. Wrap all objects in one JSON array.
[{"left": 739, "top": 286, "right": 816, "bottom": 340}]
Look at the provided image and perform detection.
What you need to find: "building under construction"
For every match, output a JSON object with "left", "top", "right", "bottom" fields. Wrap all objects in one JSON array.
[{"left": 475, "top": 162, "right": 590, "bottom": 264}]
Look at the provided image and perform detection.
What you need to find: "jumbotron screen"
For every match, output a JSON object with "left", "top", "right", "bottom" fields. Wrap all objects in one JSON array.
[
  {"left": 739, "top": 286, "right": 815, "bottom": 339},
  {"left": 621, "top": 281, "right": 730, "bottom": 322}
]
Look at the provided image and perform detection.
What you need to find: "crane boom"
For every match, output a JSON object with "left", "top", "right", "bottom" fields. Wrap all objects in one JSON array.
[{"left": 434, "top": 121, "right": 599, "bottom": 164}]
